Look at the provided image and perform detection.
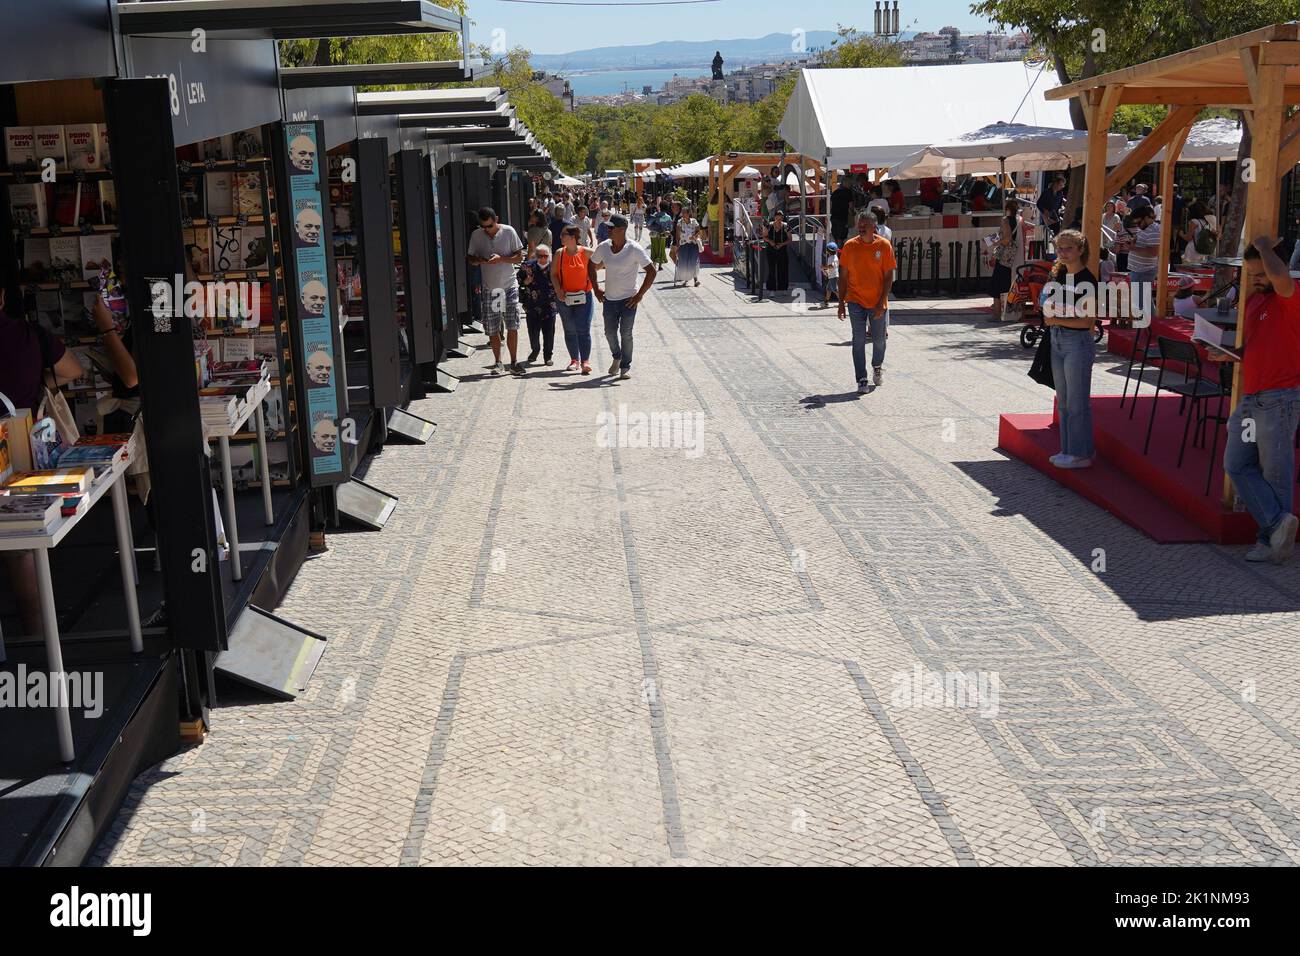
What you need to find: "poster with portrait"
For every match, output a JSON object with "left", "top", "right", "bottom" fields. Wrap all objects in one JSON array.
[{"left": 280, "top": 120, "right": 346, "bottom": 486}]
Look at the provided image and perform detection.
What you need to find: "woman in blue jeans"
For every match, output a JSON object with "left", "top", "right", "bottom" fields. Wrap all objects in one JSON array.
[
  {"left": 550, "top": 225, "right": 594, "bottom": 374},
  {"left": 1042, "top": 229, "right": 1098, "bottom": 468}
]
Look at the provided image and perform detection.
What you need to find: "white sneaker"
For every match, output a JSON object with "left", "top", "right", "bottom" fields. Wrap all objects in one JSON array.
[
  {"left": 1246, "top": 542, "right": 1273, "bottom": 562},
  {"left": 619, "top": 370, "right": 631, "bottom": 381},
  {"left": 1269, "top": 513, "right": 1299, "bottom": 563},
  {"left": 608, "top": 358, "right": 621, "bottom": 375},
  {"left": 490, "top": 362, "right": 504, "bottom": 376},
  {"left": 1055, "top": 455, "right": 1094, "bottom": 469},
  {"left": 1048, "top": 453, "right": 1071, "bottom": 466}
]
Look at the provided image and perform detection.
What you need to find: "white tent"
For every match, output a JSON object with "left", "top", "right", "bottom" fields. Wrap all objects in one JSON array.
[
  {"left": 1147, "top": 117, "right": 1243, "bottom": 162},
  {"left": 778, "top": 60, "right": 1073, "bottom": 170},
  {"left": 661, "top": 156, "right": 762, "bottom": 179},
  {"left": 554, "top": 174, "right": 584, "bottom": 186},
  {"left": 886, "top": 122, "right": 1130, "bottom": 179}
]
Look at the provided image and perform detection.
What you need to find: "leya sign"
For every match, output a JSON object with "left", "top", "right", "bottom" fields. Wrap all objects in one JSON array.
[{"left": 125, "top": 36, "right": 281, "bottom": 146}]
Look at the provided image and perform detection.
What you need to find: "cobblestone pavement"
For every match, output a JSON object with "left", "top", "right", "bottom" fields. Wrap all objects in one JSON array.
[{"left": 96, "top": 261, "right": 1300, "bottom": 866}]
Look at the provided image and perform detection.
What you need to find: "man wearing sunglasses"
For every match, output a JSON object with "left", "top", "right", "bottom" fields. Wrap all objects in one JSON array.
[{"left": 468, "top": 207, "right": 527, "bottom": 375}]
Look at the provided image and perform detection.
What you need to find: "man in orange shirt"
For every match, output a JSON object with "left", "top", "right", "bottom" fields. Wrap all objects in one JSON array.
[{"left": 838, "top": 211, "right": 896, "bottom": 393}]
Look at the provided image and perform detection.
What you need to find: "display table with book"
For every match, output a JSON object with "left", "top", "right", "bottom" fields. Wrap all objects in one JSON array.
[
  {"left": 0, "top": 443, "right": 141, "bottom": 763},
  {"left": 201, "top": 373, "right": 274, "bottom": 582}
]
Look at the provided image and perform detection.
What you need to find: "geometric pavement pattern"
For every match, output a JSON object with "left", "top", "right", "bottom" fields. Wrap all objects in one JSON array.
[{"left": 94, "top": 256, "right": 1300, "bottom": 866}]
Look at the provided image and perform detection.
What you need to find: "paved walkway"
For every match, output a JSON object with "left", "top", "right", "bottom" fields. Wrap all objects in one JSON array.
[{"left": 96, "top": 261, "right": 1300, "bottom": 866}]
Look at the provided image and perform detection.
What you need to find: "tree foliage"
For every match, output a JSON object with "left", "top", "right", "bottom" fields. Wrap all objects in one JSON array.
[{"left": 818, "top": 26, "right": 905, "bottom": 69}]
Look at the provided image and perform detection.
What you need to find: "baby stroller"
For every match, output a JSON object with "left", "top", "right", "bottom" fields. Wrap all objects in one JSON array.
[{"left": 1005, "top": 259, "right": 1105, "bottom": 349}]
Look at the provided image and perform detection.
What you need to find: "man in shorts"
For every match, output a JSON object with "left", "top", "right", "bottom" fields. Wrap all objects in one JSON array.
[{"left": 467, "top": 206, "right": 526, "bottom": 375}]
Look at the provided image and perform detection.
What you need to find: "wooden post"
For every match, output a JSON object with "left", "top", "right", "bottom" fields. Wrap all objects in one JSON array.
[
  {"left": 1080, "top": 86, "right": 1121, "bottom": 273},
  {"left": 1155, "top": 121, "right": 1195, "bottom": 320},
  {"left": 1225, "top": 49, "right": 1286, "bottom": 504}
]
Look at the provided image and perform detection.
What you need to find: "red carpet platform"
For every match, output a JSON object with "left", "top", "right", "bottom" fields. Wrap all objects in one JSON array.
[{"left": 999, "top": 394, "right": 1298, "bottom": 544}]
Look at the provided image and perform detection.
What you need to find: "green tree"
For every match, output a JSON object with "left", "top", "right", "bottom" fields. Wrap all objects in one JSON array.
[{"left": 819, "top": 25, "right": 905, "bottom": 68}]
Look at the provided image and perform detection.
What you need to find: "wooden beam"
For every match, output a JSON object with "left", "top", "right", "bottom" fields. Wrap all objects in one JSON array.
[
  {"left": 1260, "top": 41, "right": 1300, "bottom": 66},
  {"left": 1154, "top": 122, "right": 1194, "bottom": 321},
  {"left": 1045, "top": 22, "right": 1299, "bottom": 101},
  {"left": 1104, "top": 104, "right": 1199, "bottom": 198},
  {"left": 1082, "top": 86, "right": 1122, "bottom": 273},
  {"left": 1225, "top": 59, "right": 1286, "bottom": 505}
]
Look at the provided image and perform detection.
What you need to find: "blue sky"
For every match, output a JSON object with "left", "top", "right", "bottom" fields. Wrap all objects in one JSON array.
[{"left": 469, "top": 0, "right": 999, "bottom": 55}]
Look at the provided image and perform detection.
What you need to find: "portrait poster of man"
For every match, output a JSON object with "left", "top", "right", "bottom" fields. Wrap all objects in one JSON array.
[
  {"left": 305, "top": 340, "right": 333, "bottom": 387},
  {"left": 286, "top": 124, "right": 319, "bottom": 188},
  {"left": 293, "top": 197, "right": 323, "bottom": 249}
]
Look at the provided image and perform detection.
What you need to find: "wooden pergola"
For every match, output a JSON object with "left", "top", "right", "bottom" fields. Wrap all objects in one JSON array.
[
  {"left": 706, "top": 151, "right": 823, "bottom": 254},
  {"left": 1046, "top": 22, "right": 1300, "bottom": 504}
]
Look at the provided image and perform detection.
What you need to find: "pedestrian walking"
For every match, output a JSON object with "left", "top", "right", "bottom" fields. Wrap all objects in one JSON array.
[
  {"left": 631, "top": 199, "right": 646, "bottom": 241},
  {"left": 989, "top": 198, "right": 1023, "bottom": 321},
  {"left": 519, "top": 243, "right": 557, "bottom": 366},
  {"left": 648, "top": 201, "right": 672, "bottom": 267},
  {"left": 525, "top": 210, "right": 550, "bottom": 258},
  {"left": 1211, "top": 236, "right": 1300, "bottom": 563},
  {"left": 837, "top": 211, "right": 896, "bottom": 393},
  {"left": 575, "top": 205, "right": 595, "bottom": 248},
  {"left": 550, "top": 224, "right": 595, "bottom": 374},
  {"left": 674, "top": 208, "right": 702, "bottom": 287},
  {"left": 589, "top": 214, "right": 656, "bottom": 380},
  {"left": 467, "top": 206, "right": 526, "bottom": 376}
]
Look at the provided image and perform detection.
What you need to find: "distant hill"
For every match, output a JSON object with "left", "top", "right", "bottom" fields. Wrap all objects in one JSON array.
[{"left": 532, "top": 31, "right": 845, "bottom": 73}]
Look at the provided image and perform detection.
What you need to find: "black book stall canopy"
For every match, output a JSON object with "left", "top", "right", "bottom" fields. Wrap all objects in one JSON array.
[
  {"left": 116, "top": 0, "right": 468, "bottom": 40},
  {"left": 280, "top": 59, "right": 483, "bottom": 89}
]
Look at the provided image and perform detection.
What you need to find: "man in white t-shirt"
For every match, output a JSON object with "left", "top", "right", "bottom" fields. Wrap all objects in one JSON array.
[
  {"left": 588, "top": 214, "right": 656, "bottom": 380},
  {"left": 575, "top": 205, "right": 595, "bottom": 248}
]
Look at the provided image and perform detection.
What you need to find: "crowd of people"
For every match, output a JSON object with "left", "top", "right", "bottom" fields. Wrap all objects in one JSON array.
[{"left": 466, "top": 181, "right": 707, "bottom": 378}]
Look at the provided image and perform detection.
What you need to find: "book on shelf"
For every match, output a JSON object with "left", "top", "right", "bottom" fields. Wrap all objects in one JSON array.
[
  {"left": 54, "top": 443, "right": 122, "bottom": 468},
  {"left": 21, "top": 237, "right": 52, "bottom": 282},
  {"left": 0, "top": 493, "right": 61, "bottom": 532},
  {"left": 200, "top": 135, "right": 234, "bottom": 163},
  {"left": 178, "top": 173, "right": 204, "bottom": 220},
  {"left": 252, "top": 332, "right": 278, "bottom": 363},
  {"left": 98, "top": 180, "right": 116, "bottom": 225},
  {"left": 3, "top": 467, "right": 93, "bottom": 496},
  {"left": 59, "top": 290, "right": 94, "bottom": 337},
  {"left": 183, "top": 226, "right": 212, "bottom": 274},
  {"left": 33, "top": 289, "right": 63, "bottom": 333},
  {"left": 51, "top": 181, "right": 94, "bottom": 228},
  {"left": 232, "top": 127, "right": 264, "bottom": 161},
  {"left": 205, "top": 169, "right": 234, "bottom": 217},
  {"left": 97, "top": 124, "right": 111, "bottom": 170},
  {"left": 220, "top": 338, "right": 255, "bottom": 363},
  {"left": 5, "top": 126, "right": 35, "bottom": 168},
  {"left": 33, "top": 126, "right": 67, "bottom": 170},
  {"left": 79, "top": 233, "right": 114, "bottom": 281},
  {"left": 65, "top": 124, "right": 102, "bottom": 171},
  {"left": 47, "top": 235, "right": 82, "bottom": 284},
  {"left": 210, "top": 359, "right": 268, "bottom": 380},
  {"left": 233, "top": 170, "right": 263, "bottom": 216},
  {"left": 239, "top": 228, "right": 268, "bottom": 270},
  {"left": 210, "top": 223, "right": 241, "bottom": 272},
  {"left": 9, "top": 181, "right": 48, "bottom": 229}
]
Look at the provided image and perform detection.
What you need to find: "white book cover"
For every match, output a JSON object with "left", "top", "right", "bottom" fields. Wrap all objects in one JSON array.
[
  {"left": 210, "top": 223, "right": 241, "bottom": 273},
  {"left": 4, "top": 126, "right": 35, "bottom": 168},
  {"left": 9, "top": 182, "right": 49, "bottom": 228},
  {"left": 221, "top": 337, "right": 254, "bottom": 362},
  {"left": 96, "top": 123, "right": 111, "bottom": 169},
  {"left": 253, "top": 332, "right": 278, "bottom": 363},
  {"left": 64, "top": 124, "right": 101, "bottom": 170},
  {"left": 205, "top": 170, "right": 233, "bottom": 217},
  {"left": 21, "top": 237, "right": 51, "bottom": 281},
  {"left": 33, "top": 125, "right": 67, "bottom": 170},
  {"left": 97, "top": 180, "right": 116, "bottom": 224},
  {"left": 79, "top": 234, "right": 114, "bottom": 281}
]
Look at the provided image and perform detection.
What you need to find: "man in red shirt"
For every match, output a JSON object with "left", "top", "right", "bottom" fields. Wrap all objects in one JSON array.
[
  {"left": 1216, "top": 235, "right": 1300, "bottom": 562},
  {"left": 837, "top": 211, "right": 896, "bottom": 393}
]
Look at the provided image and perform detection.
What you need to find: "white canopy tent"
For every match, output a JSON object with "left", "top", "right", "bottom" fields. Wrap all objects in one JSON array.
[
  {"left": 886, "top": 122, "right": 1130, "bottom": 179},
  {"left": 779, "top": 60, "right": 1073, "bottom": 170},
  {"left": 554, "top": 174, "right": 584, "bottom": 186},
  {"left": 650, "top": 156, "right": 762, "bottom": 180},
  {"left": 1146, "top": 117, "right": 1243, "bottom": 162}
]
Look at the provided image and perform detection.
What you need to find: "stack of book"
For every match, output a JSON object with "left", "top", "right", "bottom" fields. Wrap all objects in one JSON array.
[
  {"left": 1, "top": 466, "right": 94, "bottom": 520},
  {"left": 200, "top": 395, "right": 239, "bottom": 432},
  {"left": 0, "top": 494, "right": 62, "bottom": 533},
  {"left": 55, "top": 432, "right": 135, "bottom": 470}
]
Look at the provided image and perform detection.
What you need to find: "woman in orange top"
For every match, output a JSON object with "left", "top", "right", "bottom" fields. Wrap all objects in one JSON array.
[{"left": 549, "top": 225, "right": 594, "bottom": 374}]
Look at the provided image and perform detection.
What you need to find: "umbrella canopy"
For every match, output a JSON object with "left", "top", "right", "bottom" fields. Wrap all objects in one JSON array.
[
  {"left": 886, "top": 122, "right": 1130, "bottom": 179},
  {"left": 554, "top": 174, "right": 584, "bottom": 186},
  {"left": 1146, "top": 117, "right": 1243, "bottom": 162}
]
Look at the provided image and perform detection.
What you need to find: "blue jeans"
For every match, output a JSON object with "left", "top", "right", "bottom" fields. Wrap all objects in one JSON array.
[
  {"left": 846, "top": 302, "right": 888, "bottom": 383},
  {"left": 1224, "top": 387, "right": 1300, "bottom": 543},
  {"left": 1049, "top": 326, "right": 1096, "bottom": 458},
  {"left": 1290, "top": 240, "right": 1300, "bottom": 273},
  {"left": 557, "top": 291, "right": 593, "bottom": 361},
  {"left": 603, "top": 297, "right": 638, "bottom": 371}
]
